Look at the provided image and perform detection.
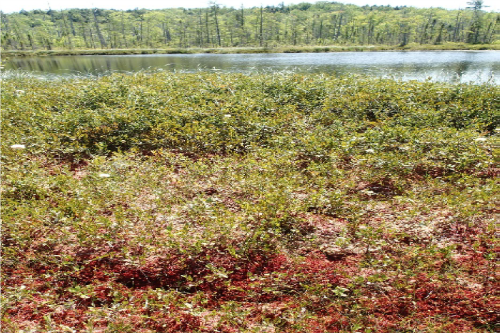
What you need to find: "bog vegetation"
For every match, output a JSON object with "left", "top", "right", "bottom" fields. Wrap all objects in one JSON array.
[
  {"left": 1, "top": 72, "right": 498, "bottom": 332},
  {"left": 1, "top": 1, "right": 499, "bottom": 53}
]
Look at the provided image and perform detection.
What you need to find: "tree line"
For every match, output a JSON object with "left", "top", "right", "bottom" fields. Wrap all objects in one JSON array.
[{"left": 1, "top": 1, "right": 498, "bottom": 51}]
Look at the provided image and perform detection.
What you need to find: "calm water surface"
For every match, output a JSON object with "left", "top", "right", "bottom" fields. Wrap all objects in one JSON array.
[{"left": 4, "top": 51, "right": 500, "bottom": 83}]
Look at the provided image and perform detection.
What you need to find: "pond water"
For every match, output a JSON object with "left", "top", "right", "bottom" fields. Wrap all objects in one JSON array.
[{"left": 4, "top": 51, "right": 500, "bottom": 84}]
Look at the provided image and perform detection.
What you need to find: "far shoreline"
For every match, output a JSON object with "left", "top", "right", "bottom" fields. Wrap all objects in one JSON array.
[{"left": 3, "top": 43, "right": 499, "bottom": 58}]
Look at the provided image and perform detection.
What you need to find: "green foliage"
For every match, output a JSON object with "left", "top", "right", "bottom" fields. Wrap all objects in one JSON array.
[
  {"left": 2, "top": 72, "right": 497, "bottom": 160},
  {"left": 1, "top": 73, "right": 498, "bottom": 332},
  {"left": 1, "top": 2, "right": 498, "bottom": 51}
]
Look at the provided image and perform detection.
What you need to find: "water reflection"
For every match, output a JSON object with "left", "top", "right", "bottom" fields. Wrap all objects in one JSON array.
[{"left": 4, "top": 51, "right": 499, "bottom": 84}]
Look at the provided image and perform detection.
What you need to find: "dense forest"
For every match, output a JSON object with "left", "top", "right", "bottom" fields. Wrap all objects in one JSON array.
[{"left": 1, "top": 1, "right": 498, "bottom": 51}]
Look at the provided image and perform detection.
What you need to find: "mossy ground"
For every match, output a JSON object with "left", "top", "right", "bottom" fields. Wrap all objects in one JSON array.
[{"left": 1, "top": 72, "right": 498, "bottom": 332}]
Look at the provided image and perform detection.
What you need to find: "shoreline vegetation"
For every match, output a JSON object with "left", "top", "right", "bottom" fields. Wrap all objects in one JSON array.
[
  {"left": 2, "top": 2, "right": 498, "bottom": 59},
  {"left": 3, "top": 42, "right": 500, "bottom": 58},
  {"left": 2, "top": 72, "right": 498, "bottom": 332}
]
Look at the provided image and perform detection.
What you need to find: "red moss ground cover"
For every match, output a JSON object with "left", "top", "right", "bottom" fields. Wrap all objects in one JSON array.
[{"left": 3, "top": 233, "right": 497, "bottom": 332}]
